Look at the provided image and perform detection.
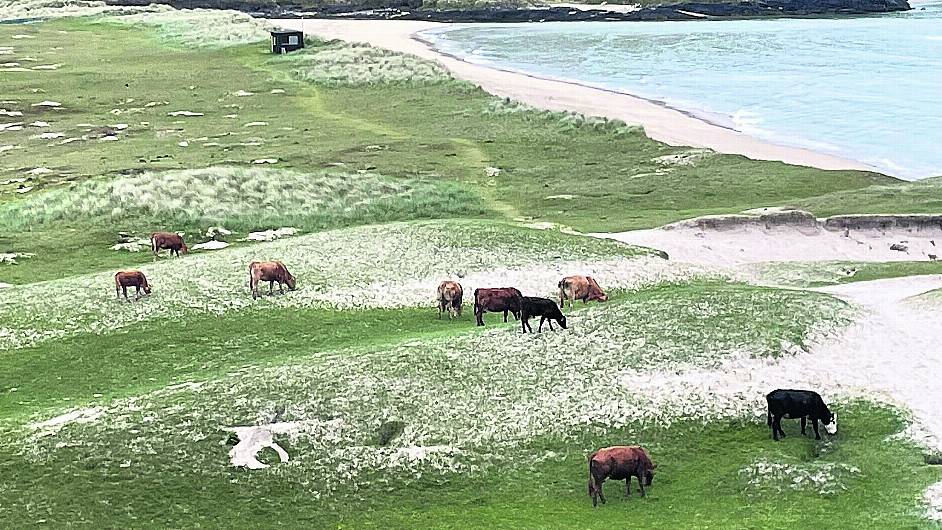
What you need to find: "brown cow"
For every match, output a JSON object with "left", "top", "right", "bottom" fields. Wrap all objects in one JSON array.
[
  {"left": 588, "top": 446, "right": 655, "bottom": 507},
  {"left": 437, "top": 281, "right": 463, "bottom": 319},
  {"left": 473, "top": 287, "right": 522, "bottom": 326},
  {"left": 559, "top": 275, "right": 608, "bottom": 309},
  {"left": 151, "top": 232, "right": 188, "bottom": 257},
  {"left": 249, "top": 261, "right": 296, "bottom": 300},
  {"left": 115, "top": 270, "right": 151, "bottom": 301}
]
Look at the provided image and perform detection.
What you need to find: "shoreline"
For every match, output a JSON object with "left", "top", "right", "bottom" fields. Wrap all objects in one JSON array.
[{"left": 274, "top": 18, "right": 882, "bottom": 174}]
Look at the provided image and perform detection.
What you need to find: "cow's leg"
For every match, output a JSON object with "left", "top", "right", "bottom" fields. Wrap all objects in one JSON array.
[
  {"left": 625, "top": 478, "right": 631, "bottom": 497},
  {"left": 772, "top": 416, "right": 785, "bottom": 440},
  {"left": 598, "top": 480, "right": 606, "bottom": 504},
  {"left": 135, "top": 285, "right": 141, "bottom": 300},
  {"left": 512, "top": 309, "right": 520, "bottom": 321},
  {"left": 521, "top": 316, "right": 528, "bottom": 333},
  {"left": 538, "top": 316, "right": 545, "bottom": 332},
  {"left": 122, "top": 285, "right": 130, "bottom": 302},
  {"left": 503, "top": 309, "right": 509, "bottom": 323},
  {"left": 812, "top": 418, "right": 821, "bottom": 440},
  {"left": 800, "top": 416, "right": 807, "bottom": 436},
  {"left": 279, "top": 281, "right": 285, "bottom": 295},
  {"left": 475, "top": 307, "right": 484, "bottom": 326},
  {"left": 548, "top": 319, "right": 555, "bottom": 331},
  {"left": 637, "top": 472, "right": 646, "bottom": 497},
  {"left": 116, "top": 284, "right": 121, "bottom": 300}
]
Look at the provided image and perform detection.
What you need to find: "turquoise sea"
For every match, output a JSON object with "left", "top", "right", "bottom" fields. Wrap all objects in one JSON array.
[{"left": 423, "top": 4, "right": 942, "bottom": 179}]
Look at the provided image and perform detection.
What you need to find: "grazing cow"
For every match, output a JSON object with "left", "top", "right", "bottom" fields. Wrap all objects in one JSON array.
[
  {"left": 151, "top": 232, "right": 188, "bottom": 257},
  {"left": 473, "top": 287, "right": 522, "bottom": 326},
  {"left": 588, "top": 446, "right": 655, "bottom": 507},
  {"left": 437, "top": 281, "right": 463, "bottom": 319},
  {"left": 249, "top": 261, "right": 296, "bottom": 300},
  {"left": 559, "top": 275, "right": 608, "bottom": 309},
  {"left": 766, "top": 389, "right": 838, "bottom": 441},
  {"left": 115, "top": 270, "right": 151, "bottom": 301},
  {"left": 519, "top": 296, "right": 567, "bottom": 333}
]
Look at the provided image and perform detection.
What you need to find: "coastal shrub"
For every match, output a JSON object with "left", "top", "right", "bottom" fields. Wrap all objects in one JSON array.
[
  {"left": 0, "top": 166, "right": 490, "bottom": 231},
  {"left": 107, "top": 7, "right": 272, "bottom": 48},
  {"left": 275, "top": 41, "right": 453, "bottom": 86},
  {"left": 484, "top": 97, "right": 642, "bottom": 136}
]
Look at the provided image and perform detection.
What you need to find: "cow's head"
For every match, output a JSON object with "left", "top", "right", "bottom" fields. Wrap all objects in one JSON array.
[
  {"left": 285, "top": 273, "right": 297, "bottom": 291},
  {"left": 557, "top": 314, "right": 568, "bottom": 329},
  {"left": 181, "top": 243, "right": 189, "bottom": 254},
  {"left": 591, "top": 291, "right": 608, "bottom": 302},
  {"left": 824, "top": 412, "right": 838, "bottom": 435},
  {"left": 143, "top": 284, "right": 152, "bottom": 295},
  {"left": 645, "top": 469, "right": 655, "bottom": 486}
]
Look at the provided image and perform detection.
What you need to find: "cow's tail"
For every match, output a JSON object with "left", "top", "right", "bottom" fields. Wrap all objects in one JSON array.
[
  {"left": 587, "top": 453, "right": 598, "bottom": 497},
  {"left": 558, "top": 278, "right": 567, "bottom": 307},
  {"left": 150, "top": 233, "right": 157, "bottom": 253},
  {"left": 767, "top": 409, "right": 772, "bottom": 427},
  {"left": 473, "top": 288, "right": 481, "bottom": 313}
]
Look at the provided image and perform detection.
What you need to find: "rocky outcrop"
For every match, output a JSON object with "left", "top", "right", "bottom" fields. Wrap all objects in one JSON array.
[{"left": 105, "top": 0, "right": 911, "bottom": 21}]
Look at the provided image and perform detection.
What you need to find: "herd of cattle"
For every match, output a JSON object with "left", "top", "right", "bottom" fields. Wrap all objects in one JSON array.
[
  {"left": 116, "top": 233, "right": 840, "bottom": 505},
  {"left": 437, "top": 275, "right": 607, "bottom": 333}
]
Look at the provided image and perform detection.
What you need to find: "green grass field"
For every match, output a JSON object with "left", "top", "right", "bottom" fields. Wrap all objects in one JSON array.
[{"left": 1, "top": 12, "right": 941, "bottom": 529}]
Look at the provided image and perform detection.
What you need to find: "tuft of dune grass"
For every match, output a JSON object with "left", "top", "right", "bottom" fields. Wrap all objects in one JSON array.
[
  {"left": 0, "top": 0, "right": 156, "bottom": 21},
  {"left": 106, "top": 7, "right": 273, "bottom": 48},
  {"left": 484, "top": 97, "right": 642, "bottom": 136},
  {"left": 0, "top": 166, "right": 491, "bottom": 232},
  {"left": 275, "top": 41, "right": 453, "bottom": 86}
]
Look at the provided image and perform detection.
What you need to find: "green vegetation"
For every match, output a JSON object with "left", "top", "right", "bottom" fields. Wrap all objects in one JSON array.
[
  {"left": 790, "top": 177, "right": 942, "bottom": 218},
  {"left": 1, "top": 13, "right": 941, "bottom": 529},
  {"left": 0, "top": 167, "right": 490, "bottom": 232},
  {"left": 741, "top": 260, "right": 942, "bottom": 288}
]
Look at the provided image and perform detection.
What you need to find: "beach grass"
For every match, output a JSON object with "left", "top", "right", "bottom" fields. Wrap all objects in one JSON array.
[{"left": 738, "top": 260, "right": 942, "bottom": 288}]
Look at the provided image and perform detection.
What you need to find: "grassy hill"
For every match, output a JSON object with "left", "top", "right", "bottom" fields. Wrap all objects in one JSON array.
[{"left": 0, "top": 12, "right": 939, "bottom": 528}]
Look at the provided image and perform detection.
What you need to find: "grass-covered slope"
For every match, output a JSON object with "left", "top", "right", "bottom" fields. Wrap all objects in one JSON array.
[
  {"left": 1, "top": 13, "right": 941, "bottom": 529},
  {"left": 2, "top": 279, "right": 898, "bottom": 529},
  {"left": 0, "top": 19, "right": 902, "bottom": 229},
  {"left": 0, "top": 219, "right": 674, "bottom": 350}
]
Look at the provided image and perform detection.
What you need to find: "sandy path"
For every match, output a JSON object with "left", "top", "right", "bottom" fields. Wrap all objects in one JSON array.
[
  {"left": 633, "top": 274, "right": 942, "bottom": 450},
  {"left": 272, "top": 18, "right": 872, "bottom": 172}
]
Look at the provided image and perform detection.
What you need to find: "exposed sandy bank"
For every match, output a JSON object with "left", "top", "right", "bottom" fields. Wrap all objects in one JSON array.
[
  {"left": 595, "top": 211, "right": 942, "bottom": 266},
  {"left": 272, "top": 18, "right": 873, "bottom": 172}
]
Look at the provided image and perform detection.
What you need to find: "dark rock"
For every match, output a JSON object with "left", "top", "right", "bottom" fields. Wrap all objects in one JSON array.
[
  {"left": 656, "top": 250, "right": 669, "bottom": 260},
  {"left": 377, "top": 420, "right": 406, "bottom": 446},
  {"left": 890, "top": 243, "right": 908, "bottom": 252}
]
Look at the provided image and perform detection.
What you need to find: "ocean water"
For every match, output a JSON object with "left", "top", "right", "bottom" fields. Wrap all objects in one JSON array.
[{"left": 423, "top": 4, "right": 942, "bottom": 179}]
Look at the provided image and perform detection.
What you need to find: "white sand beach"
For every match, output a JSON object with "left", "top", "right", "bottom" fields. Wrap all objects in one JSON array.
[{"left": 274, "top": 18, "right": 874, "bottom": 172}]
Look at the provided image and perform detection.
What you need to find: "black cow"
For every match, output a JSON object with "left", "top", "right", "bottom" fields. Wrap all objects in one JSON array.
[
  {"left": 520, "top": 296, "right": 567, "bottom": 333},
  {"left": 766, "top": 389, "right": 838, "bottom": 441}
]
